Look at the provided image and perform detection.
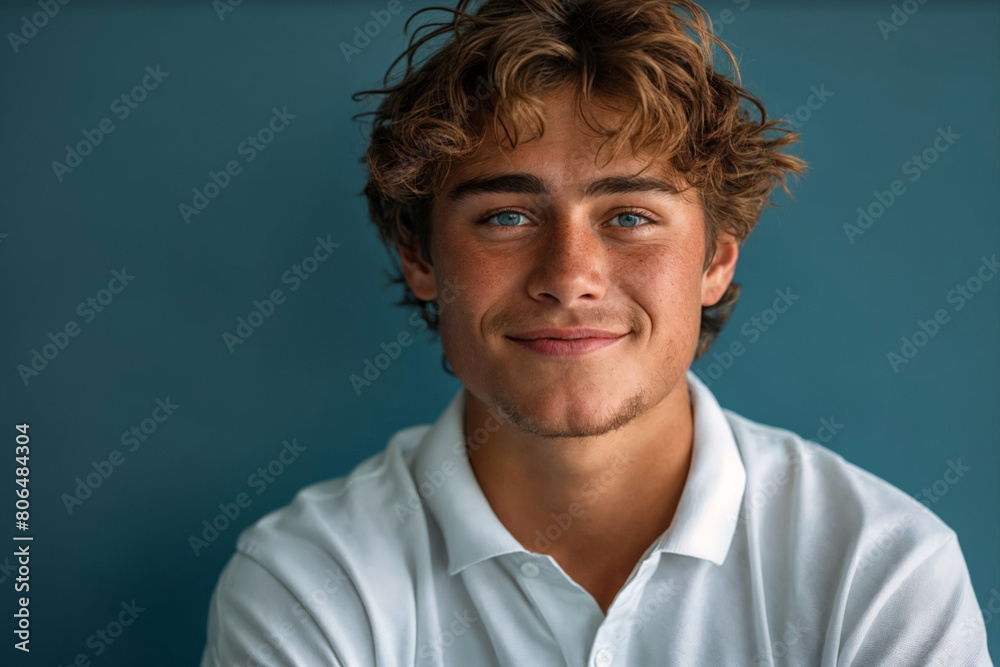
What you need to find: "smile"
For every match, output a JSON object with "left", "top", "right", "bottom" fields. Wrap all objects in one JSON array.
[{"left": 506, "top": 328, "right": 629, "bottom": 357}]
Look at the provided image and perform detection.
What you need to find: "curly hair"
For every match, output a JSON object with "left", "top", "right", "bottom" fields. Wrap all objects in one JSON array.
[{"left": 353, "top": 0, "right": 806, "bottom": 366}]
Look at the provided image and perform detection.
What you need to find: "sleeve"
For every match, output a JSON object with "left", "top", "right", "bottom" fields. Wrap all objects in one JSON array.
[
  {"left": 839, "top": 532, "right": 993, "bottom": 667},
  {"left": 200, "top": 552, "right": 350, "bottom": 667}
]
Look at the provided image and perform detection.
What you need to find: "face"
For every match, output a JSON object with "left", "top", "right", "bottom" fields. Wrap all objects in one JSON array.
[{"left": 398, "top": 87, "right": 738, "bottom": 438}]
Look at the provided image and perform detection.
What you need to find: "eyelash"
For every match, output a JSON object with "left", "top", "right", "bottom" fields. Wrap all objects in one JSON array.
[{"left": 475, "top": 207, "right": 659, "bottom": 231}]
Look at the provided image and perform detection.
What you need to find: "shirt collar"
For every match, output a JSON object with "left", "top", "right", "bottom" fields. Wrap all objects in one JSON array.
[
  {"left": 412, "top": 389, "right": 526, "bottom": 575},
  {"left": 648, "top": 371, "right": 746, "bottom": 565},
  {"left": 413, "top": 370, "right": 747, "bottom": 575}
]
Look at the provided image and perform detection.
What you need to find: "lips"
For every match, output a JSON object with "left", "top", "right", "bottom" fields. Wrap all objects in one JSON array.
[
  {"left": 506, "top": 328, "right": 628, "bottom": 356},
  {"left": 507, "top": 328, "right": 627, "bottom": 340}
]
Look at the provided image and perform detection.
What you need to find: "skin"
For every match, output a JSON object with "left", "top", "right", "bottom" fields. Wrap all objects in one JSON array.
[{"left": 396, "top": 85, "right": 739, "bottom": 615}]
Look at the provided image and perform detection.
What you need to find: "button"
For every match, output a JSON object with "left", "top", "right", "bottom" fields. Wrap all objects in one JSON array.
[
  {"left": 595, "top": 648, "right": 613, "bottom": 666},
  {"left": 520, "top": 561, "right": 540, "bottom": 578}
]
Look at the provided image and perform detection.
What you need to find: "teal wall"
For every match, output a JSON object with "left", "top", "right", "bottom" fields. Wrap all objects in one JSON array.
[{"left": 1, "top": 1, "right": 997, "bottom": 664}]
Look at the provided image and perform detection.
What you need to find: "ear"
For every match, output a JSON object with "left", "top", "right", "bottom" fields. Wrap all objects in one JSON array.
[
  {"left": 396, "top": 238, "right": 438, "bottom": 301},
  {"left": 701, "top": 234, "right": 739, "bottom": 307}
]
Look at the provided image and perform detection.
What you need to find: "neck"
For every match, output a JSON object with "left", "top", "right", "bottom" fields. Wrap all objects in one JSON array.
[{"left": 463, "top": 379, "right": 695, "bottom": 611}]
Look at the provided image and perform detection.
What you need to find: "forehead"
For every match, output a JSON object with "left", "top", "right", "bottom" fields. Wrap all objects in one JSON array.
[{"left": 436, "top": 87, "right": 689, "bottom": 200}]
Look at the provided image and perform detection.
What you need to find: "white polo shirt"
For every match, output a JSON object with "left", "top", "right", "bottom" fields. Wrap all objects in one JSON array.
[{"left": 200, "top": 372, "right": 993, "bottom": 666}]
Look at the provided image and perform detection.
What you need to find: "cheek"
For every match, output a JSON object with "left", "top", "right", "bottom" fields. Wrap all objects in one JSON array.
[
  {"left": 436, "top": 284, "right": 505, "bottom": 386},
  {"left": 435, "top": 230, "right": 519, "bottom": 310},
  {"left": 434, "top": 255, "right": 499, "bottom": 353},
  {"left": 619, "top": 246, "right": 704, "bottom": 323},
  {"left": 433, "top": 225, "right": 499, "bottom": 286}
]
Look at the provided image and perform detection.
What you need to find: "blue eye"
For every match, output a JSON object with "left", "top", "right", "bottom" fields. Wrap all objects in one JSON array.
[
  {"left": 478, "top": 209, "right": 654, "bottom": 229},
  {"left": 612, "top": 212, "right": 648, "bottom": 228},
  {"left": 484, "top": 211, "right": 527, "bottom": 227}
]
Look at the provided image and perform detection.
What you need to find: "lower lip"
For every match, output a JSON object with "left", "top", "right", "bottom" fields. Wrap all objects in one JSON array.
[{"left": 508, "top": 335, "right": 627, "bottom": 356}]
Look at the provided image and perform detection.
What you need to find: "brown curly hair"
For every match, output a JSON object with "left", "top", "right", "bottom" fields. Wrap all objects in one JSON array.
[{"left": 353, "top": 0, "right": 806, "bottom": 366}]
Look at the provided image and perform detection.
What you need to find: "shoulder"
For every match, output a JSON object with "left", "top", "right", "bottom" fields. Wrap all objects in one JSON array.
[
  {"left": 724, "top": 409, "right": 959, "bottom": 573},
  {"left": 723, "top": 410, "right": 991, "bottom": 664},
  {"left": 236, "top": 422, "right": 431, "bottom": 578},
  {"left": 203, "top": 423, "right": 433, "bottom": 665}
]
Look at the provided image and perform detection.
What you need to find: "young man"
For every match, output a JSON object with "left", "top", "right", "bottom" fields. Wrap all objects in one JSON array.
[{"left": 201, "top": 1, "right": 992, "bottom": 665}]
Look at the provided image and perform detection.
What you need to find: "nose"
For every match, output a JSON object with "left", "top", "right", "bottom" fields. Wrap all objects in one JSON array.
[{"left": 526, "top": 215, "right": 608, "bottom": 306}]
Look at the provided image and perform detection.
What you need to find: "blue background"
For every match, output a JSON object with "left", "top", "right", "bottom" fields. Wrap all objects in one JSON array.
[{"left": 0, "top": 0, "right": 997, "bottom": 664}]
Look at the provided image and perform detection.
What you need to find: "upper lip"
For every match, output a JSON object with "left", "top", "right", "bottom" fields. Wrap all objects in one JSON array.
[{"left": 507, "top": 328, "right": 628, "bottom": 340}]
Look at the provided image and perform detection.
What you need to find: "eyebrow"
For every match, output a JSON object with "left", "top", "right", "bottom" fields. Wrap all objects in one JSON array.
[{"left": 445, "top": 172, "right": 685, "bottom": 202}]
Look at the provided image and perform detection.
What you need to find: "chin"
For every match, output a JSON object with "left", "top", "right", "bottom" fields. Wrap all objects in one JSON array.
[{"left": 490, "top": 379, "right": 651, "bottom": 439}]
